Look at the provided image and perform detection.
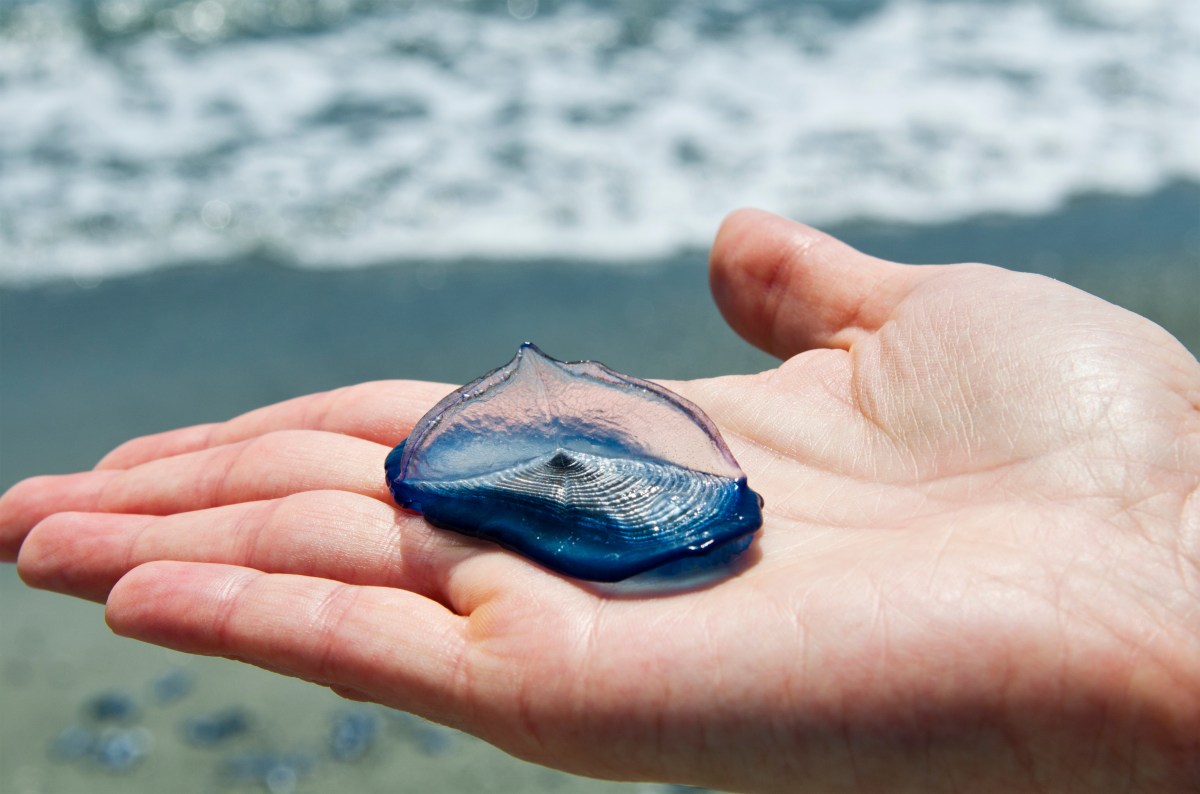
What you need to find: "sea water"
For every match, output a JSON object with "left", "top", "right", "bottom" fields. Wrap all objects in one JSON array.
[{"left": 1, "top": 0, "right": 1197, "bottom": 285}]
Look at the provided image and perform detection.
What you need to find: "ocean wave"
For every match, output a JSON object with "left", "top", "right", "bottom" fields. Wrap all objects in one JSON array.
[{"left": 1, "top": 0, "right": 1197, "bottom": 284}]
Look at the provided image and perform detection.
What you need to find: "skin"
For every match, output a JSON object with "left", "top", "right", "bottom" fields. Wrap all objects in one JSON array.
[{"left": 2, "top": 209, "right": 1198, "bottom": 792}]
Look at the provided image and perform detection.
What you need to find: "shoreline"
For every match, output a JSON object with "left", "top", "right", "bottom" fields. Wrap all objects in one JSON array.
[{"left": 4, "top": 183, "right": 1197, "bottom": 487}]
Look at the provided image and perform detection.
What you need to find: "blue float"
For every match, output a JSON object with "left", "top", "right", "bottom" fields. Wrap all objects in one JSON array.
[{"left": 386, "top": 344, "right": 762, "bottom": 582}]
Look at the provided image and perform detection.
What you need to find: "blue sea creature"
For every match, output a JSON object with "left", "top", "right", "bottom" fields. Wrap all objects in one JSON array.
[
  {"left": 50, "top": 725, "right": 95, "bottom": 761},
  {"left": 386, "top": 343, "right": 762, "bottom": 582},
  {"left": 151, "top": 668, "right": 194, "bottom": 704},
  {"left": 328, "top": 709, "right": 379, "bottom": 762},
  {"left": 221, "top": 750, "right": 317, "bottom": 793},
  {"left": 92, "top": 727, "right": 151, "bottom": 772},
  {"left": 181, "top": 707, "right": 251, "bottom": 746},
  {"left": 86, "top": 691, "right": 139, "bottom": 723},
  {"left": 415, "top": 724, "right": 457, "bottom": 757}
]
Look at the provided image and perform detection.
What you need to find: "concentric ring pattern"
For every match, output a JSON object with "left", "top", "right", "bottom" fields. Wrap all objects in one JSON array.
[{"left": 386, "top": 344, "right": 762, "bottom": 582}]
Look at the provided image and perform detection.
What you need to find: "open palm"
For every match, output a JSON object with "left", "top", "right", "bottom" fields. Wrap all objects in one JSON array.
[{"left": 4, "top": 210, "right": 1198, "bottom": 793}]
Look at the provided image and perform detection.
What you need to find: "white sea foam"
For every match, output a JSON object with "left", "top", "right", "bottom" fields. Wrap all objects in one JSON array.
[{"left": 0, "top": 0, "right": 1198, "bottom": 284}]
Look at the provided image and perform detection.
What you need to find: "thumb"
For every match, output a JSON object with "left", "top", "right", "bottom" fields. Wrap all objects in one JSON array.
[{"left": 709, "top": 209, "right": 932, "bottom": 358}]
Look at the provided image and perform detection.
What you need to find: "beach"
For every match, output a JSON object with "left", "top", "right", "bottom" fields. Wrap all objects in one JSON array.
[
  {"left": 2, "top": 0, "right": 1199, "bottom": 788},
  {"left": 2, "top": 184, "right": 1198, "bottom": 793}
]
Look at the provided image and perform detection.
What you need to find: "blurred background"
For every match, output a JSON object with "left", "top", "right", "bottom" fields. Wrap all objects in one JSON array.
[{"left": 1, "top": 0, "right": 1198, "bottom": 792}]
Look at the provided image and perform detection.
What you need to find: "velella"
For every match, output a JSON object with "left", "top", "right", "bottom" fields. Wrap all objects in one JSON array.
[{"left": 385, "top": 343, "right": 762, "bottom": 582}]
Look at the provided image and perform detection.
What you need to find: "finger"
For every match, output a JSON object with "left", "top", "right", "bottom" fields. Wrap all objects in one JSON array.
[
  {"left": 97, "top": 380, "right": 453, "bottom": 470},
  {"left": 0, "top": 472, "right": 117, "bottom": 562},
  {"left": 708, "top": 208, "right": 936, "bottom": 358},
  {"left": 18, "top": 491, "right": 507, "bottom": 609},
  {"left": 106, "top": 562, "right": 473, "bottom": 721},
  {"left": 0, "top": 430, "right": 390, "bottom": 558}
]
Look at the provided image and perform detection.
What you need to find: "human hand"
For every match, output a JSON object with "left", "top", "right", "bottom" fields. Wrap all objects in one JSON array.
[{"left": 3, "top": 210, "right": 1198, "bottom": 793}]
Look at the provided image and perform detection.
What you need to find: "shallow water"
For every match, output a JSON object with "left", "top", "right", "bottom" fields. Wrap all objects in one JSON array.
[{"left": 2, "top": 0, "right": 1198, "bottom": 283}]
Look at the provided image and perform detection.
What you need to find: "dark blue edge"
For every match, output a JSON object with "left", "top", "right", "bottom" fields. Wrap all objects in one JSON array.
[
  {"left": 384, "top": 439, "right": 410, "bottom": 506},
  {"left": 385, "top": 438, "right": 763, "bottom": 583}
]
